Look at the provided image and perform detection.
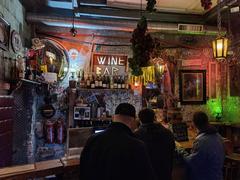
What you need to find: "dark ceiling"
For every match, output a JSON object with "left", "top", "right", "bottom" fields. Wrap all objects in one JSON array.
[{"left": 20, "top": 0, "right": 240, "bottom": 38}]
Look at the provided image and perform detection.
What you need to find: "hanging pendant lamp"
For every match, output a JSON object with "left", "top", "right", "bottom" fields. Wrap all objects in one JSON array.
[{"left": 212, "top": 0, "right": 228, "bottom": 60}]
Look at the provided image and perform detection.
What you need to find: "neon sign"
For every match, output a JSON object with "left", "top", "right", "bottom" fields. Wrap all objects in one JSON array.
[{"left": 92, "top": 53, "right": 127, "bottom": 75}]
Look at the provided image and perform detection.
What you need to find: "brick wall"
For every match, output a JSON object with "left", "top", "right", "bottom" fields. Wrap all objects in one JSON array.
[
  {"left": 0, "top": 96, "right": 14, "bottom": 167},
  {"left": 0, "top": 0, "right": 31, "bottom": 47}
]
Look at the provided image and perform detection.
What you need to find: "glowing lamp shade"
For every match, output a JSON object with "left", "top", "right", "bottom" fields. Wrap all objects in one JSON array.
[
  {"left": 212, "top": 37, "right": 228, "bottom": 60},
  {"left": 157, "top": 64, "right": 165, "bottom": 75}
]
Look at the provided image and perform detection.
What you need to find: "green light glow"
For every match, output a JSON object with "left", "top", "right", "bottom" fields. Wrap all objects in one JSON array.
[
  {"left": 223, "top": 97, "right": 240, "bottom": 123},
  {"left": 207, "top": 97, "right": 240, "bottom": 123},
  {"left": 207, "top": 98, "right": 222, "bottom": 119}
]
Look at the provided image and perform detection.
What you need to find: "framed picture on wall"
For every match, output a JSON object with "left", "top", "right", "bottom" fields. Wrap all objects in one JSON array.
[
  {"left": 0, "top": 17, "right": 10, "bottom": 51},
  {"left": 179, "top": 70, "right": 206, "bottom": 104}
]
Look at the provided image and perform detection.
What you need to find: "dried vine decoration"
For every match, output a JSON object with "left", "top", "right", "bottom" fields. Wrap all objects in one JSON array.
[
  {"left": 201, "top": 0, "right": 212, "bottom": 10},
  {"left": 129, "top": 16, "right": 154, "bottom": 76},
  {"left": 146, "top": 0, "right": 156, "bottom": 12}
]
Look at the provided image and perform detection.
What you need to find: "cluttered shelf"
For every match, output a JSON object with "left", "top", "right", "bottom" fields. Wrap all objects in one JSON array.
[{"left": 74, "top": 88, "right": 133, "bottom": 92}]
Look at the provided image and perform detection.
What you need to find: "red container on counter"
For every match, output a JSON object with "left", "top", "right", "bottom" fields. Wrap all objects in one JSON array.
[
  {"left": 55, "top": 119, "right": 65, "bottom": 144},
  {"left": 44, "top": 120, "right": 54, "bottom": 144}
]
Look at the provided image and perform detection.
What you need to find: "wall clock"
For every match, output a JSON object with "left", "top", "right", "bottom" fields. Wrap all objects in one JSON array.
[{"left": 11, "top": 30, "right": 22, "bottom": 53}]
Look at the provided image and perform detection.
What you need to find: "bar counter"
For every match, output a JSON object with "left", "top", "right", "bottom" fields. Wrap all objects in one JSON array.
[
  {"left": 0, "top": 158, "right": 80, "bottom": 180},
  {"left": 0, "top": 152, "right": 189, "bottom": 180},
  {"left": 0, "top": 128, "right": 195, "bottom": 179},
  {"left": 2, "top": 123, "right": 239, "bottom": 180}
]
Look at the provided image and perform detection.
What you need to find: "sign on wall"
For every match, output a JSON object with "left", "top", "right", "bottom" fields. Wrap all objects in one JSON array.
[{"left": 92, "top": 53, "right": 128, "bottom": 76}]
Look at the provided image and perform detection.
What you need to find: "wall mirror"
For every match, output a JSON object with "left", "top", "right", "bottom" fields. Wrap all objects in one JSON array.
[{"left": 41, "top": 39, "right": 69, "bottom": 82}]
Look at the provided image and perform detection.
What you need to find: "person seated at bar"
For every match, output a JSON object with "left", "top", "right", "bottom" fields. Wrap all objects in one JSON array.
[
  {"left": 79, "top": 103, "right": 156, "bottom": 180},
  {"left": 135, "top": 108, "right": 175, "bottom": 180},
  {"left": 183, "top": 111, "right": 225, "bottom": 180}
]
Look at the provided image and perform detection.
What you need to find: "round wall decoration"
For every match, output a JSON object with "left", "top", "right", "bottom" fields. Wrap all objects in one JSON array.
[
  {"left": 11, "top": 30, "right": 22, "bottom": 53},
  {"left": 68, "top": 48, "right": 79, "bottom": 61}
]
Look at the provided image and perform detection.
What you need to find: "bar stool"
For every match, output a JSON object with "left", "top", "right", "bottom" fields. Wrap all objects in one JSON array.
[
  {"left": 224, "top": 153, "right": 240, "bottom": 180},
  {"left": 223, "top": 139, "right": 240, "bottom": 180}
]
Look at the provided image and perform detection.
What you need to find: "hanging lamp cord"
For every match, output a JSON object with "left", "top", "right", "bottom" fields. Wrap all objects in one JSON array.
[
  {"left": 72, "top": 0, "right": 75, "bottom": 29},
  {"left": 217, "top": 0, "right": 222, "bottom": 37},
  {"left": 140, "top": 0, "right": 143, "bottom": 17}
]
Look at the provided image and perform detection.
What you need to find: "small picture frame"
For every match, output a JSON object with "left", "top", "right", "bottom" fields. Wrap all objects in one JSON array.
[
  {"left": 0, "top": 17, "right": 10, "bottom": 51},
  {"left": 74, "top": 106, "right": 91, "bottom": 120},
  {"left": 179, "top": 70, "right": 206, "bottom": 104}
]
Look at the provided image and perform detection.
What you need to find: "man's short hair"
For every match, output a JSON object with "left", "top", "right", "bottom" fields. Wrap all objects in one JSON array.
[
  {"left": 115, "top": 103, "right": 136, "bottom": 118},
  {"left": 138, "top": 108, "right": 155, "bottom": 124},
  {"left": 193, "top": 111, "right": 209, "bottom": 130}
]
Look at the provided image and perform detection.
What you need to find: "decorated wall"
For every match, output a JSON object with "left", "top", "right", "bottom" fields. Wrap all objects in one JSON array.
[{"left": 44, "top": 32, "right": 240, "bottom": 124}]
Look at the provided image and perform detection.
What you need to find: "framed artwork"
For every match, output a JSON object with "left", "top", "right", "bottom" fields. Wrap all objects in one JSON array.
[
  {"left": 179, "top": 70, "right": 206, "bottom": 104},
  {"left": 74, "top": 106, "right": 91, "bottom": 120},
  {"left": 0, "top": 17, "right": 10, "bottom": 51}
]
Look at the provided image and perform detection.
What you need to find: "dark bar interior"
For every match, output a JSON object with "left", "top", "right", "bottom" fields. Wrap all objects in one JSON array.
[{"left": 0, "top": 0, "right": 240, "bottom": 179}]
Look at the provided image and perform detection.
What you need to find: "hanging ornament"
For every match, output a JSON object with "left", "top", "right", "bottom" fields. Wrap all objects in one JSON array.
[
  {"left": 128, "top": 16, "right": 154, "bottom": 76},
  {"left": 131, "top": 75, "right": 142, "bottom": 87},
  {"left": 142, "top": 66, "right": 155, "bottom": 85},
  {"left": 201, "top": 0, "right": 212, "bottom": 10}
]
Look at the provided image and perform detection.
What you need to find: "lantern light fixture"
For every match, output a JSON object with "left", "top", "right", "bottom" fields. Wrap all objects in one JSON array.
[{"left": 212, "top": 0, "right": 228, "bottom": 60}]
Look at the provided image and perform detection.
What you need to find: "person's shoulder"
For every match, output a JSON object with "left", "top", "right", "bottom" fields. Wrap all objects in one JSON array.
[
  {"left": 156, "top": 123, "right": 174, "bottom": 136},
  {"left": 128, "top": 134, "right": 146, "bottom": 147},
  {"left": 134, "top": 127, "right": 144, "bottom": 136},
  {"left": 85, "top": 130, "right": 107, "bottom": 144}
]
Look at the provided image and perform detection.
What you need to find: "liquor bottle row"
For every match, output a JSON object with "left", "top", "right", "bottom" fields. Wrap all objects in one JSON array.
[
  {"left": 74, "top": 120, "right": 111, "bottom": 128},
  {"left": 69, "top": 72, "right": 130, "bottom": 89}
]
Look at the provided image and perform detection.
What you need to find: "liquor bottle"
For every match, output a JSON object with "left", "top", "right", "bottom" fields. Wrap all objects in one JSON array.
[
  {"left": 114, "top": 76, "right": 118, "bottom": 89},
  {"left": 26, "top": 66, "right": 33, "bottom": 80},
  {"left": 110, "top": 76, "right": 114, "bottom": 89},
  {"left": 121, "top": 76, "right": 125, "bottom": 89},
  {"left": 91, "top": 75, "right": 95, "bottom": 89},
  {"left": 95, "top": 75, "right": 99, "bottom": 88},
  {"left": 77, "top": 71, "right": 81, "bottom": 88},
  {"left": 106, "top": 76, "right": 110, "bottom": 89},
  {"left": 98, "top": 75, "right": 103, "bottom": 88},
  {"left": 102, "top": 76, "right": 107, "bottom": 89},
  {"left": 86, "top": 75, "right": 91, "bottom": 88},
  {"left": 117, "top": 76, "right": 121, "bottom": 89},
  {"left": 80, "top": 71, "right": 85, "bottom": 88},
  {"left": 69, "top": 72, "right": 76, "bottom": 88},
  {"left": 125, "top": 76, "right": 129, "bottom": 89}
]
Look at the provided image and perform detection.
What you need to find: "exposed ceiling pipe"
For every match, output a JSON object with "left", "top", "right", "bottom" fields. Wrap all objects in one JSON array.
[{"left": 26, "top": 13, "right": 222, "bottom": 35}]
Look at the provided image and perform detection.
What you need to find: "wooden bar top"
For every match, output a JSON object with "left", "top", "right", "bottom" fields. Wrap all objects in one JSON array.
[
  {"left": 175, "top": 139, "right": 194, "bottom": 149},
  {"left": 0, "top": 158, "right": 80, "bottom": 180}
]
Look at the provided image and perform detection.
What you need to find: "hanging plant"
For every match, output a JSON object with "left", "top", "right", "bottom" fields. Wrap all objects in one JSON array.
[
  {"left": 201, "top": 0, "right": 212, "bottom": 10},
  {"left": 146, "top": 0, "right": 156, "bottom": 12},
  {"left": 129, "top": 16, "right": 154, "bottom": 76}
]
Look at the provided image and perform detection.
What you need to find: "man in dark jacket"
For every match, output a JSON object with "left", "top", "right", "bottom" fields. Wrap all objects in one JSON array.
[
  {"left": 184, "top": 111, "right": 225, "bottom": 180},
  {"left": 135, "top": 108, "right": 175, "bottom": 180},
  {"left": 79, "top": 103, "right": 156, "bottom": 180}
]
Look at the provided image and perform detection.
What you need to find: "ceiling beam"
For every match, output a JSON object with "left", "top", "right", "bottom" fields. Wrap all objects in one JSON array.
[
  {"left": 75, "top": 5, "right": 205, "bottom": 24},
  {"left": 204, "top": 0, "right": 240, "bottom": 24}
]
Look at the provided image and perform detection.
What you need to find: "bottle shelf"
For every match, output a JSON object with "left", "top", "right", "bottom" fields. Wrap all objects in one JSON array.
[
  {"left": 21, "top": 79, "right": 51, "bottom": 86},
  {"left": 21, "top": 79, "right": 41, "bottom": 85},
  {"left": 74, "top": 88, "right": 132, "bottom": 91}
]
